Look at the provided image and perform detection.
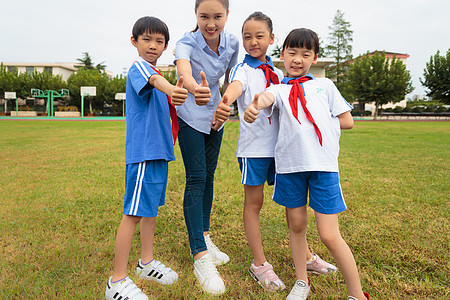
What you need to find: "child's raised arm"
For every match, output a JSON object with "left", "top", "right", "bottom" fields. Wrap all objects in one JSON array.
[
  {"left": 214, "top": 80, "right": 243, "bottom": 123},
  {"left": 337, "top": 111, "right": 354, "bottom": 129},
  {"left": 149, "top": 74, "right": 188, "bottom": 106},
  {"left": 176, "top": 59, "right": 211, "bottom": 106},
  {"left": 243, "top": 91, "right": 275, "bottom": 123}
]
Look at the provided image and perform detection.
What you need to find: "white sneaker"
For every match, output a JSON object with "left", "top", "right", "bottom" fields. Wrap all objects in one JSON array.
[
  {"left": 136, "top": 259, "right": 178, "bottom": 285},
  {"left": 204, "top": 234, "right": 230, "bottom": 265},
  {"left": 286, "top": 279, "right": 310, "bottom": 300},
  {"left": 194, "top": 253, "right": 226, "bottom": 295},
  {"left": 105, "top": 276, "right": 148, "bottom": 300}
]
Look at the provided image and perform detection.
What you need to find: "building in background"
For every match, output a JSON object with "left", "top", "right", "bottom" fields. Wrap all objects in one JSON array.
[{"left": 1, "top": 62, "right": 113, "bottom": 81}]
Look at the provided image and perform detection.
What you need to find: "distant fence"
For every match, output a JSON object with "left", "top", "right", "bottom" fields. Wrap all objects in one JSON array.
[{"left": 379, "top": 112, "right": 450, "bottom": 120}]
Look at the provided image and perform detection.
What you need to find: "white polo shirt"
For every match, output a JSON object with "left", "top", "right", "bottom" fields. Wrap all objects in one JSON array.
[
  {"left": 264, "top": 75, "right": 353, "bottom": 174},
  {"left": 230, "top": 54, "right": 284, "bottom": 158}
]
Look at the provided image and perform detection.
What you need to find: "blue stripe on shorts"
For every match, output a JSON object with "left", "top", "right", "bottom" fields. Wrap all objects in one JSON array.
[
  {"left": 238, "top": 157, "right": 275, "bottom": 186},
  {"left": 273, "top": 171, "right": 347, "bottom": 214},
  {"left": 123, "top": 160, "right": 168, "bottom": 217}
]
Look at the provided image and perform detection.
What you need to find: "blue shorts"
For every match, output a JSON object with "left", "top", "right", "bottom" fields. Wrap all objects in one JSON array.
[
  {"left": 238, "top": 157, "right": 275, "bottom": 186},
  {"left": 273, "top": 171, "right": 347, "bottom": 214},
  {"left": 123, "top": 160, "right": 168, "bottom": 217}
]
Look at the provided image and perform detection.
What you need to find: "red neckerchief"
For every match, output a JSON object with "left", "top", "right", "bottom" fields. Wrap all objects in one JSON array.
[
  {"left": 287, "top": 76, "right": 323, "bottom": 146},
  {"left": 149, "top": 66, "right": 179, "bottom": 145},
  {"left": 257, "top": 64, "right": 279, "bottom": 124},
  {"left": 257, "top": 64, "right": 280, "bottom": 88}
]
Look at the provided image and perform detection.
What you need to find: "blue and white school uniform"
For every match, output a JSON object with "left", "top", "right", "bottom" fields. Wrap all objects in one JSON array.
[
  {"left": 264, "top": 75, "right": 353, "bottom": 213},
  {"left": 123, "top": 57, "right": 175, "bottom": 217},
  {"left": 174, "top": 29, "right": 239, "bottom": 134},
  {"left": 231, "top": 54, "right": 283, "bottom": 186}
]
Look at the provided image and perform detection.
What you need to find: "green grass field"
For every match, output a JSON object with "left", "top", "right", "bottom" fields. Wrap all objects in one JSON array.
[{"left": 0, "top": 120, "right": 448, "bottom": 299}]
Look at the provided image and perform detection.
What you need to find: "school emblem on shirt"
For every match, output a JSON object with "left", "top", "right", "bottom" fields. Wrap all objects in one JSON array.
[{"left": 316, "top": 87, "right": 325, "bottom": 94}]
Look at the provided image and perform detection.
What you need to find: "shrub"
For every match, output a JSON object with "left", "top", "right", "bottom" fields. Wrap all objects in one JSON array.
[
  {"left": 424, "top": 106, "right": 434, "bottom": 112},
  {"left": 363, "top": 110, "right": 372, "bottom": 116},
  {"left": 412, "top": 106, "right": 423, "bottom": 113},
  {"left": 402, "top": 107, "right": 412, "bottom": 113},
  {"left": 351, "top": 110, "right": 361, "bottom": 116},
  {"left": 435, "top": 106, "right": 447, "bottom": 113},
  {"left": 393, "top": 106, "right": 403, "bottom": 113}
]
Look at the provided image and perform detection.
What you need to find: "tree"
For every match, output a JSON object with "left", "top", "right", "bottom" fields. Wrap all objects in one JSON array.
[
  {"left": 346, "top": 51, "right": 414, "bottom": 118},
  {"left": 76, "top": 52, "right": 107, "bottom": 72},
  {"left": 324, "top": 10, "right": 353, "bottom": 84},
  {"left": 67, "top": 68, "right": 110, "bottom": 114},
  {"left": 420, "top": 49, "right": 450, "bottom": 104},
  {"left": 270, "top": 44, "right": 282, "bottom": 59},
  {"left": 0, "top": 64, "right": 67, "bottom": 113},
  {"left": 104, "top": 74, "right": 127, "bottom": 113}
]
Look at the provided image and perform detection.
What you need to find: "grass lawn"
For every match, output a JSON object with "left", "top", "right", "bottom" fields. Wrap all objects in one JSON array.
[{"left": 0, "top": 120, "right": 448, "bottom": 299}]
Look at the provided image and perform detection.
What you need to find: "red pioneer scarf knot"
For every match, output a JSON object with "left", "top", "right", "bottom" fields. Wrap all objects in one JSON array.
[{"left": 287, "top": 76, "right": 322, "bottom": 146}]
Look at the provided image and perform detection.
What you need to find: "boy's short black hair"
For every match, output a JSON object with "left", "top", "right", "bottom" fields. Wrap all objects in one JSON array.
[
  {"left": 132, "top": 16, "right": 169, "bottom": 46},
  {"left": 282, "top": 28, "right": 320, "bottom": 55}
]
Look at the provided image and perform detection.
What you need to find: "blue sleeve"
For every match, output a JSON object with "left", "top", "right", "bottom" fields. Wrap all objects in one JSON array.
[
  {"left": 174, "top": 33, "right": 194, "bottom": 63},
  {"left": 129, "top": 61, "right": 158, "bottom": 97},
  {"left": 228, "top": 34, "right": 239, "bottom": 69}
]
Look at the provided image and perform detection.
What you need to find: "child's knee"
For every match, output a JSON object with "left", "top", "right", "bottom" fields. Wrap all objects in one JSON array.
[
  {"left": 288, "top": 216, "right": 308, "bottom": 234},
  {"left": 319, "top": 230, "right": 342, "bottom": 249}
]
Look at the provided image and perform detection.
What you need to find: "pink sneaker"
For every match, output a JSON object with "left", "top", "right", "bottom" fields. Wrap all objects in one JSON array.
[
  {"left": 347, "top": 293, "right": 370, "bottom": 300},
  {"left": 249, "top": 261, "right": 286, "bottom": 291},
  {"left": 307, "top": 253, "right": 337, "bottom": 275}
]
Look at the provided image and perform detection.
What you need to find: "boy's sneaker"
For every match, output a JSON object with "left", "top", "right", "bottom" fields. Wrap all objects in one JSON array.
[
  {"left": 193, "top": 253, "right": 226, "bottom": 295},
  {"left": 286, "top": 279, "right": 311, "bottom": 300},
  {"left": 105, "top": 276, "right": 148, "bottom": 300},
  {"left": 348, "top": 292, "right": 370, "bottom": 300},
  {"left": 249, "top": 261, "right": 286, "bottom": 291},
  {"left": 136, "top": 259, "right": 178, "bottom": 285},
  {"left": 204, "top": 234, "right": 230, "bottom": 265},
  {"left": 307, "top": 253, "right": 337, "bottom": 275}
]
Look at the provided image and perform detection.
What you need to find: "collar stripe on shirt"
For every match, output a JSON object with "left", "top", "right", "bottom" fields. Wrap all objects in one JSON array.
[
  {"left": 229, "top": 62, "right": 245, "bottom": 82},
  {"left": 134, "top": 60, "right": 152, "bottom": 80}
]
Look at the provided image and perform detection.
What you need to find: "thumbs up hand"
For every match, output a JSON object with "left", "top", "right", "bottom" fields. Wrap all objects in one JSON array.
[
  {"left": 244, "top": 93, "right": 260, "bottom": 123},
  {"left": 214, "top": 94, "right": 232, "bottom": 124},
  {"left": 170, "top": 76, "right": 188, "bottom": 106},
  {"left": 194, "top": 71, "right": 211, "bottom": 106}
]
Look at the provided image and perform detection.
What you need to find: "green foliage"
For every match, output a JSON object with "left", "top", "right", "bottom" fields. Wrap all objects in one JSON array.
[
  {"left": 160, "top": 69, "right": 178, "bottom": 86},
  {"left": 346, "top": 51, "right": 414, "bottom": 117},
  {"left": 420, "top": 49, "right": 450, "bottom": 104},
  {"left": 406, "top": 98, "right": 444, "bottom": 108},
  {"left": 393, "top": 106, "right": 403, "bottom": 113},
  {"left": 0, "top": 63, "right": 20, "bottom": 98},
  {"left": 402, "top": 106, "right": 412, "bottom": 113},
  {"left": 324, "top": 10, "right": 353, "bottom": 83},
  {"left": 435, "top": 106, "right": 447, "bottom": 113},
  {"left": 76, "top": 52, "right": 107, "bottom": 71},
  {"left": 0, "top": 63, "right": 66, "bottom": 100},
  {"left": 270, "top": 44, "right": 282, "bottom": 59},
  {"left": 67, "top": 68, "right": 111, "bottom": 113}
]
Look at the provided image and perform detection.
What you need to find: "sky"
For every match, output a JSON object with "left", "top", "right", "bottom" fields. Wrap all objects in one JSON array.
[{"left": 1, "top": 0, "right": 449, "bottom": 97}]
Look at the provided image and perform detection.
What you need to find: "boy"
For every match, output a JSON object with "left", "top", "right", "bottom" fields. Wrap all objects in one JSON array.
[
  {"left": 244, "top": 28, "right": 370, "bottom": 300},
  {"left": 105, "top": 16, "right": 188, "bottom": 300}
]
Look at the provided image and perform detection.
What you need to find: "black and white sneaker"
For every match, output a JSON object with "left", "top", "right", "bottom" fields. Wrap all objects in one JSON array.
[
  {"left": 105, "top": 276, "right": 148, "bottom": 300},
  {"left": 136, "top": 259, "right": 178, "bottom": 285}
]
